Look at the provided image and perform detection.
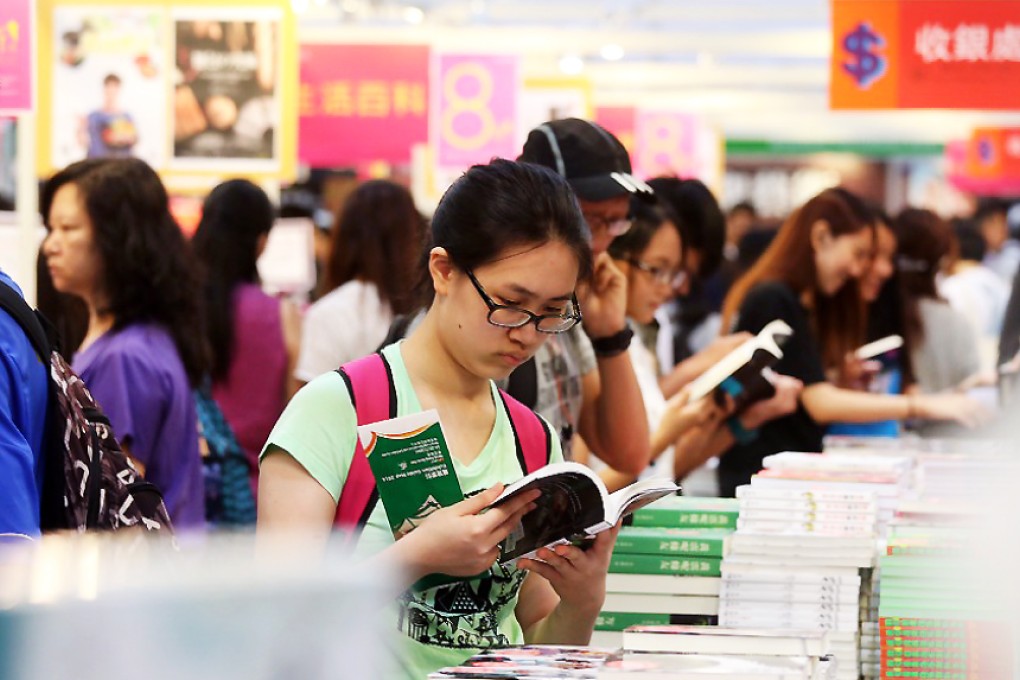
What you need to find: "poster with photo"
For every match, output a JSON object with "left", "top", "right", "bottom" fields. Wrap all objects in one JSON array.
[
  {"left": 173, "top": 10, "right": 281, "bottom": 169},
  {"left": 51, "top": 7, "right": 167, "bottom": 169}
]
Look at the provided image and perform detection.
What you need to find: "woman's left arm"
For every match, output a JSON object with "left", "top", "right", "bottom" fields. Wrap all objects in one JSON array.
[
  {"left": 279, "top": 297, "right": 303, "bottom": 401},
  {"left": 515, "top": 524, "right": 618, "bottom": 645}
]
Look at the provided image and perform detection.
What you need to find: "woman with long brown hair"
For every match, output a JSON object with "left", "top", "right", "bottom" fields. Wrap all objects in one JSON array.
[
  {"left": 717, "top": 188, "right": 986, "bottom": 497},
  {"left": 894, "top": 208, "right": 981, "bottom": 393},
  {"left": 294, "top": 179, "right": 425, "bottom": 383}
]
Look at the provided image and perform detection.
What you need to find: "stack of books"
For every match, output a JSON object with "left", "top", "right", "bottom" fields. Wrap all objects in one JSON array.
[
  {"left": 720, "top": 472, "right": 882, "bottom": 680},
  {"left": 591, "top": 497, "right": 739, "bottom": 647},
  {"left": 913, "top": 451, "right": 1016, "bottom": 504},
  {"left": 756, "top": 452, "right": 913, "bottom": 535},
  {"left": 878, "top": 504, "right": 1013, "bottom": 680},
  {"left": 616, "top": 625, "right": 835, "bottom": 679},
  {"left": 859, "top": 569, "right": 881, "bottom": 680}
]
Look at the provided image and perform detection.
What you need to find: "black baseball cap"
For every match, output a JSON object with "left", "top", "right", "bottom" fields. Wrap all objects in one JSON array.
[{"left": 519, "top": 118, "right": 654, "bottom": 203}]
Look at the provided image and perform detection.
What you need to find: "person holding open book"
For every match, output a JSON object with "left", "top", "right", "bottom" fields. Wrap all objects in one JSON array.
[
  {"left": 585, "top": 198, "right": 802, "bottom": 491},
  {"left": 717, "top": 187, "right": 989, "bottom": 497},
  {"left": 258, "top": 160, "right": 618, "bottom": 678}
]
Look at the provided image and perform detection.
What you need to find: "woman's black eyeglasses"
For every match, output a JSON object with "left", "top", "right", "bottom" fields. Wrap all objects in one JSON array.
[{"left": 466, "top": 270, "right": 582, "bottom": 334}]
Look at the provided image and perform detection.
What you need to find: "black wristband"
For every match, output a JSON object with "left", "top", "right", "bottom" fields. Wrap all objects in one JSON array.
[{"left": 590, "top": 326, "right": 634, "bottom": 358}]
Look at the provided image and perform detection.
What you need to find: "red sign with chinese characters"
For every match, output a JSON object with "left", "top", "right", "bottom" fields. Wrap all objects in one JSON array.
[
  {"left": 299, "top": 44, "right": 429, "bottom": 166},
  {"left": 831, "top": 1, "right": 1020, "bottom": 109}
]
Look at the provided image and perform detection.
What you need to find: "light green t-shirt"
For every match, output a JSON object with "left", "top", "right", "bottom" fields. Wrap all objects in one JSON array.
[{"left": 261, "top": 342, "right": 562, "bottom": 679}]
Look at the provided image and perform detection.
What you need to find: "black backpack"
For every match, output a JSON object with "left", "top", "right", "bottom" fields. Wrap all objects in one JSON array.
[{"left": 0, "top": 282, "right": 174, "bottom": 534}]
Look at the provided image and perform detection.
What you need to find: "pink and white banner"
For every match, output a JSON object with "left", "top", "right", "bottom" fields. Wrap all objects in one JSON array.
[{"left": 434, "top": 53, "right": 518, "bottom": 169}]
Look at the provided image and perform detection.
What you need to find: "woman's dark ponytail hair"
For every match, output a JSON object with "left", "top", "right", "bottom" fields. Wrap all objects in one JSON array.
[
  {"left": 415, "top": 159, "right": 593, "bottom": 305},
  {"left": 192, "top": 179, "right": 274, "bottom": 381}
]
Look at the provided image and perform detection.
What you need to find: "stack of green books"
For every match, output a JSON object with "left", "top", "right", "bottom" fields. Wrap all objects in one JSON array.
[{"left": 592, "top": 497, "right": 739, "bottom": 647}]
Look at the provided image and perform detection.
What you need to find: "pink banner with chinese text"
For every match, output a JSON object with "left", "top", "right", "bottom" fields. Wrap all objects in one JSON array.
[
  {"left": 434, "top": 53, "right": 518, "bottom": 169},
  {"left": 299, "top": 44, "right": 429, "bottom": 166}
]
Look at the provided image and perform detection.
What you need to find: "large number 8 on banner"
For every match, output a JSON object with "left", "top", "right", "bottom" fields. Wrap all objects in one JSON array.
[
  {"left": 643, "top": 115, "right": 686, "bottom": 176},
  {"left": 442, "top": 61, "right": 498, "bottom": 151}
]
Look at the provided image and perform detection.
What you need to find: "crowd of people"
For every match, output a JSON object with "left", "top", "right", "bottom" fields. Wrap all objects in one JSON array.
[{"left": 2, "top": 117, "right": 1016, "bottom": 677}]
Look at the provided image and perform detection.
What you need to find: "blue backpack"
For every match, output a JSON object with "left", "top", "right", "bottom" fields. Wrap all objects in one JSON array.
[{"left": 194, "top": 381, "right": 257, "bottom": 527}]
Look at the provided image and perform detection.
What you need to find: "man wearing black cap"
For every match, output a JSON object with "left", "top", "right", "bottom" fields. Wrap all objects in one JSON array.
[{"left": 515, "top": 118, "right": 652, "bottom": 475}]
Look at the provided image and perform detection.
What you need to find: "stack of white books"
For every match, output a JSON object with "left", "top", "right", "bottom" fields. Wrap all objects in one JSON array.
[
  {"left": 756, "top": 452, "right": 912, "bottom": 535},
  {"left": 913, "top": 451, "right": 1016, "bottom": 504},
  {"left": 720, "top": 460, "right": 887, "bottom": 680}
]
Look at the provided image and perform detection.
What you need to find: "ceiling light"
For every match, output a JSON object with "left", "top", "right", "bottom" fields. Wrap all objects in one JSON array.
[
  {"left": 291, "top": 0, "right": 309, "bottom": 13},
  {"left": 600, "top": 44, "right": 625, "bottom": 61},
  {"left": 559, "top": 54, "right": 584, "bottom": 75},
  {"left": 403, "top": 5, "right": 425, "bottom": 23}
]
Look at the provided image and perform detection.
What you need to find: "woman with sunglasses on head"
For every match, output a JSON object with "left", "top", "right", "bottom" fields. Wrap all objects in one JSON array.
[
  {"left": 718, "top": 188, "right": 988, "bottom": 497},
  {"left": 258, "top": 160, "right": 617, "bottom": 678}
]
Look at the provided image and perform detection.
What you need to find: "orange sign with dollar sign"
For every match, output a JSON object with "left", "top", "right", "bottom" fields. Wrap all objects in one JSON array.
[{"left": 435, "top": 53, "right": 519, "bottom": 168}]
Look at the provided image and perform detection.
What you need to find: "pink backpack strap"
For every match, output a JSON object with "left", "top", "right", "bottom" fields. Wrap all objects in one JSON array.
[
  {"left": 334, "top": 353, "right": 396, "bottom": 530},
  {"left": 498, "top": 388, "right": 552, "bottom": 475}
]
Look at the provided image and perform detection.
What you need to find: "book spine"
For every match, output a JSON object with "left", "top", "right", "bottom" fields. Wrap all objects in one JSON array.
[
  {"left": 882, "top": 649, "right": 970, "bottom": 659},
  {"left": 607, "top": 574, "right": 721, "bottom": 596},
  {"left": 594, "top": 611, "right": 671, "bottom": 631},
  {"left": 596, "top": 610, "right": 724, "bottom": 630},
  {"left": 613, "top": 533, "right": 726, "bottom": 558},
  {"left": 721, "top": 572, "right": 861, "bottom": 587},
  {"left": 630, "top": 509, "right": 738, "bottom": 529},
  {"left": 885, "top": 545, "right": 966, "bottom": 557},
  {"left": 721, "top": 585, "right": 861, "bottom": 603},
  {"left": 610, "top": 554, "right": 722, "bottom": 576}
]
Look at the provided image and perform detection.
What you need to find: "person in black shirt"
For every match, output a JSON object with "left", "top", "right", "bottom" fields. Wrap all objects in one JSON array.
[{"left": 716, "top": 188, "right": 989, "bottom": 497}]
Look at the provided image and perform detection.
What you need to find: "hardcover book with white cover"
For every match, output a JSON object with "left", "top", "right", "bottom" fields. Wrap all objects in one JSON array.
[{"left": 621, "top": 625, "right": 830, "bottom": 657}]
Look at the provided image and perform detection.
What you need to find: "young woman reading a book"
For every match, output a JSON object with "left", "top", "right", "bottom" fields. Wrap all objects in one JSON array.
[
  {"left": 258, "top": 160, "right": 618, "bottom": 679},
  {"left": 585, "top": 199, "right": 802, "bottom": 491},
  {"left": 718, "top": 187, "right": 988, "bottom": 497}
]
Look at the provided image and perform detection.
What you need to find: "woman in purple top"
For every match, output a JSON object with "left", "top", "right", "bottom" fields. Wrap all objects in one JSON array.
[
  {"left": 40, "top": 158, "right": 209, "bottom": 529},
  {"left": 192, "top": 179, "right": 300, "bottom": 496}
]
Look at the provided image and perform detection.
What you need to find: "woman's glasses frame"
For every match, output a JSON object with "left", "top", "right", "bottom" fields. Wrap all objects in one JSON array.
[{"left": 465, "top": 270, "right": 582, "bottom": 334}]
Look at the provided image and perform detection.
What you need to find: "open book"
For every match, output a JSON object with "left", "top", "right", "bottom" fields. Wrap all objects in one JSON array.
[
  {"left": 686, "top": 319, "right": 793, "bottom": 414},
  {"left": 488, "top": 462, "right": 679, "bottom": 563},
  {"left": 855, "top": 334, "right": 903, "bottom": 360}
]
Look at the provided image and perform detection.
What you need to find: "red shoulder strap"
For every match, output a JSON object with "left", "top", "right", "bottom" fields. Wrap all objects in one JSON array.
[
  {"left": 498, "top": 389, "right": 552, "bottom": 475},
  {"left": 334, "top": 353, "right": 396, "bottom": 530}
]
